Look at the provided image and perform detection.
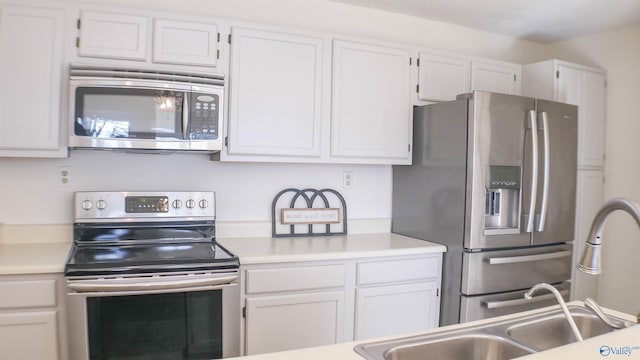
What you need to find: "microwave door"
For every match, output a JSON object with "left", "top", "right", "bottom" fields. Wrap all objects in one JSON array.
[{"left": 70, "top": 84, "right": 191, "bottom": 151}]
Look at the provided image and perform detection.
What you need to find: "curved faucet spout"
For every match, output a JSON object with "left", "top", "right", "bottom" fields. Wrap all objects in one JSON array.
[
  {"left": 579, "top": 198, "right": 640, "bottom": 275},
  {"left": 525, "top": 283, "right": 583, "bottom": 342}
]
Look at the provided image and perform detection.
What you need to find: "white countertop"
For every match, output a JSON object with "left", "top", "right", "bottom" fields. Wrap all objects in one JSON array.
[
  {"left": 0, "top": 242, "right": 71, "bottom": 275},
  {"left": 216, "top": 233, "right": 446, "bottom": 264},
  {"left": 226, "top": 302, "right": 640, "bottom": 360}
]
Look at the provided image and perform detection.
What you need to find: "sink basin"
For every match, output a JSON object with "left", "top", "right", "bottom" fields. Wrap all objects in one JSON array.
[
  {"left": 507, "top": 311, "right": 615, "bottom": 350},
  {"left": 384, "top": 334, "right": 532, "bottom": 360},
  {"left": 355, "top": 306, "right": 627, "bottom": 360}
]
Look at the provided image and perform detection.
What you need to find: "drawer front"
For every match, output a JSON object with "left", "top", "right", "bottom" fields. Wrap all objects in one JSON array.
[
  {"left": 462, "top": 244, "right": 572, "bottom": 295},
  {"left": 246, "top": 264, "right": 345, "bottom": 294},
  {"left": 460, "top": 282, "right": 570, "bottom": 322},
  {"left": 0, "top": 280, "right": 57, "bottom": 309},
  {"left": 357, "top": 255, "right": 440, "bottom": 286}
]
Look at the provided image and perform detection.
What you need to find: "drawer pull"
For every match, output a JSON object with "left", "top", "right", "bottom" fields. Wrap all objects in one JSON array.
[
  {"left": 483, "top": 290, "right": 569, "bottom": 309},
  {"left": 486, "top": 250, "right": 571, "bottom": 265}
]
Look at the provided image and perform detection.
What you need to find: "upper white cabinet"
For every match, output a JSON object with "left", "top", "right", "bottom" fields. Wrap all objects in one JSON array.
[
  {"left": 153, "top": 19, "right": 219, "bottom": 67},
  {"left": 331, "top": 40, "right": 412, "bottom": 162},
  {"left": 522, "top": 60, "right": 606, "bottom": 168},
  {"left": 77, "top": 9, "right": 222, "bottom": 70},
  {"left": 416, "top": 52, "right": 521, "bottom": 102},
  {"left": 226, "top": 27, "right": 323, "bottom": 157},
  {"left": 471, "top": 60, "right": 521, "bottom": 96},
  {"left": 0, "top": 5, "right": 67, "bottom": 157},
  {"left": 78, "top": 11, "right": 147, "bottom": 61},
  {"left": 417, "top": 52, "right": 470, "bottom": 102}
]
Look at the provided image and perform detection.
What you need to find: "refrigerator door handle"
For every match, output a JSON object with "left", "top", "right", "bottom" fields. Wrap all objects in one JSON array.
[
  {"left": 482, "top": 290, "right": 569, "bottom": 309},
  {"left": 526, "top": 110, "right": 539, "bottom": 233},
  {"left": 485, "top": 250, "right": 572, "bottom": 265},
  {"left": 536, "top": 111, "right": 551, "bottom": 232}
]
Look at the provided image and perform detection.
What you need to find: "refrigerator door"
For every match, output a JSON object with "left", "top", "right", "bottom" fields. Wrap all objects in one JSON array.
[
  {"left": 530, "top": 99, "right": 578, "bottom": 245},
  {"left": 465, "top": 92, "right": 535, "bottom": 250}
]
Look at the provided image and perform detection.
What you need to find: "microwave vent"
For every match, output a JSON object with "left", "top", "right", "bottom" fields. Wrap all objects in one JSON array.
[{"left": 69, "top": 64, "right": 224, "bottom": 86}]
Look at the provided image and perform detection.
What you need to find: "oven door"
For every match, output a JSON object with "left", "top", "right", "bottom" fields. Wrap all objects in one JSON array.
[{"left": 66, "top": 272, "right": 240, "bottom": 360}]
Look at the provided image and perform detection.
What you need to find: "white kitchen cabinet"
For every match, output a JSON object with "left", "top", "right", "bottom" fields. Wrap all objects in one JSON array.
[
  {"left": 153, "top": 18, "right": 219, "bottom": 67},
  {"left": 226, "top": 27, "right": 323, "bottom": 157},
  {"left": 245, "top": 291, "right": 345, "bottom": 355},
  {"left": 416, "top": 52, "right": 470, "bottom": 102},
  {"left": 77, "top": 9, "right": 223, "bottom": 70},
  {"left": 522, "top": 60, "right": 606, "bottom": 168},
  {"left": 240, "top": 253, "right": 442, "bottom": 355},
  {"left": 0, "top": 274, "right": 67, "bottom": 360},
  {"left": 354, "top": 255, "right": 441, "bottom": 340},
  {"left": 571, "top": 169, "right": 604, "bottom": 301},
  {"left": 0, "top": 5, "right": 67, "bottom": 157},
  {"left": 331, "top": 40, "right": 412, "bottom": 163},
  {"left": 471, "top": 60, "right": 521, "bottom": 95},
  {"left": 78, "top": 10, "right": 148, "bottom": 61}
]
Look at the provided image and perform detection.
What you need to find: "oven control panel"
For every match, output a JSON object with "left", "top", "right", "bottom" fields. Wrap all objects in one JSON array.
[{"left": 74, "top": 191, "right": 215, "bottom": 221}]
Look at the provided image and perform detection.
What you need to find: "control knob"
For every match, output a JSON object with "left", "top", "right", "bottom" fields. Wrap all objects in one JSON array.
[
  {"left": 199, "top": 199, "right": 209, "bottom": 209},
  {"left": 96, "top": 200, "right": 107, "bottom": 210},
  {"left": 172, "top": 199, "right": 182, "bottom": 209},
  {"left": 81, "top": 200, "right": 92, "bottom": 210},
  {"left": 186, "top": 199, "right": 196, "bottom": 209}
]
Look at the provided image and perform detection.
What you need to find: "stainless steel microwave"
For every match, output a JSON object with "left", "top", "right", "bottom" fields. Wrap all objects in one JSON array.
[{"left": 68, "top": 65, "right": 224, "bottom": 153}]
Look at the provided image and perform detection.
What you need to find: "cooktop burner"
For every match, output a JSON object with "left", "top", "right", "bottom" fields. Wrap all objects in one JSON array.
[{"left": 65, "top": 191, "right": 239, "bottom": 277}]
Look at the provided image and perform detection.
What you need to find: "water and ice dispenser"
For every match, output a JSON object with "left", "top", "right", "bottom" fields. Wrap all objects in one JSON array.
[{"left": 484, "top": 165, "right": 521, "bottom": 235}]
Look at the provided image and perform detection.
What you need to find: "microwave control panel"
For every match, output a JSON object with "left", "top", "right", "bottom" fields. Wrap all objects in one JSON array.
[{"left": 190, "top": 93, "right": 219, "bottom": 140}]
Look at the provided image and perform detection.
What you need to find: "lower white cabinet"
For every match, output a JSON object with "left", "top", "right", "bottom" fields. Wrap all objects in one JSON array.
[
  {"left": 241, "top": 253, "right": 442, "bottom": 355},
  {"left": 355, "top": 281, "right": 439, "bottom": 340},
  {"left": 0, "top": 311, "right": 58, "bottom": 360},
  {"left": 0, "top": 274, "right": 66, "bottom": 360},
  {"left": 245, "top": 291, "right": 345, "bottom": 355}
]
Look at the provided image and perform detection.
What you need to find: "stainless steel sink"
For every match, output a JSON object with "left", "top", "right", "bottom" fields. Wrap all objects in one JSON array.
[
  {"left": 355, "top": 306, "right": 628, "bottom": 360},
  {"left": 384, "top": 334, "right": 532, "bottom": 360},
  {"left": 507, "top": 311, "right": 615, "bottom": 350}
]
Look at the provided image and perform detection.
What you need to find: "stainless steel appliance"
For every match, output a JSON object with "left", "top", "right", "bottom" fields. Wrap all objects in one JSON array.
[
  {"left": 65, "top": 191, "right": 240, "bottom": 360},
  {"left": 69, "top": 64, "right": 224, "bottom": 153},
  {"left": 392, "top": 91, "right": 577, "bottom": 325}
]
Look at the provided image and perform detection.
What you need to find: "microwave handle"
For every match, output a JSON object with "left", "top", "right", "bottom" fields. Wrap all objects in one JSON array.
[{"left": 182, "top": 93, "right": 190, "bottom": 139}]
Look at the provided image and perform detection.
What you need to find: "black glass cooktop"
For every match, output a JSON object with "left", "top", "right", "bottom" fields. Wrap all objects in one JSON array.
[{"left": 65, "top": 242, "right": 239, "bottom": 276}]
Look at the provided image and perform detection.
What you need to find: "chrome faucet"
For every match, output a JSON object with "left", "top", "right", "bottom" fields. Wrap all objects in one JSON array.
[
  {"left": 525, "top": 283, "right": 583, "bottom": 341},
  {"left": 578, "top": 197, "right": 640, "bottom": 274}
]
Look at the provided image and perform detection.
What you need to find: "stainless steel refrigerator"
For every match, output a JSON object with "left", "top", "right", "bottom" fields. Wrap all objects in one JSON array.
[{"left": 392, "top": 91, "right": 577, "bottom": 326}]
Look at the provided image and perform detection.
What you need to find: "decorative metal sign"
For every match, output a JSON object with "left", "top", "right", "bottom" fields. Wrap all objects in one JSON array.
[
  {"left": 271, "top": 188, "right": 347, "bottom": 237},
  {"left": 280, "top": 208, "right": 341, "bottom": 225}
]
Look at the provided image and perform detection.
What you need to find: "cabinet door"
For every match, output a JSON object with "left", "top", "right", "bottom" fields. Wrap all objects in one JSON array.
[
  {"left": 227, "top": 27, "right": 323, "bottom": 157},
  {"left": 471, "top": 61, "right": 521, "bottom": 95},
  {"left": 417, "top": 52, "right": 470, "bottom": 102},
  {"left": 556, "top": 64, "right": 606, "bottom": 168},
  {"left": 153, "top": 19, "right": 219, "bottom": 67},
  {"left": 331, "top": 40, "right": 411, "bottom": 162},
  {"left": 78, "top": 10, "right": 148, "bottom": 61},
  {"left": 355, "top": 281, "right": 439, "bottom": 340},
  {"left": 0, "top": 6, "right": 64, "bottom": 154},
  {"left": 571, "top": 169, "right": 603, "bottom": 300},
  {"left": 245, "top": 291, "right": 344, "bottom": 355},
  {"left": 0, "top": 311, "right": 58, "bottom": 360}
]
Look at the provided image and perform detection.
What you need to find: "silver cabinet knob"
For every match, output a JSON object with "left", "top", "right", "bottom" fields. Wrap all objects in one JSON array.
[
  {"left": 186, "top": 199, "right": 196, "bottom": 209},
  {"left": 82, "top": 200, "right": 92, "bottom": 210}
]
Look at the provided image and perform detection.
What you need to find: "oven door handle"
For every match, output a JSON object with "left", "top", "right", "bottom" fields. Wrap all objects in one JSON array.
[{"left": 67, "top": 275, "right": 237, "bottom": 293}]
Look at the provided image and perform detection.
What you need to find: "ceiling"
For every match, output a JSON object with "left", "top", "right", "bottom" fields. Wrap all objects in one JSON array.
[{"left": 330, "top": 0, "right": 640, "bottom": 43}]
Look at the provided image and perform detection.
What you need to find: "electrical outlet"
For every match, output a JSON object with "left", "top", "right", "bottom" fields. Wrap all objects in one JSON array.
[
  {"left": 58, "top": 166, "right": 71, "bottom": 186},
  {"left": 343, "top": 171, "right": 353, "bottom": 189}
]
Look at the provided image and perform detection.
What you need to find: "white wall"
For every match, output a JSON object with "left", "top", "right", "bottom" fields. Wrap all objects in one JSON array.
[{"left": 549, "top": 24, "right": 640, "bottom": 314}]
